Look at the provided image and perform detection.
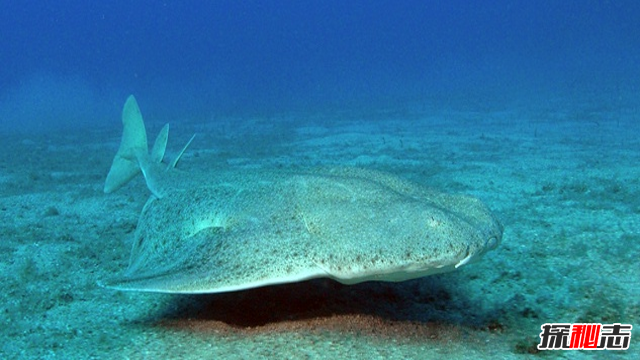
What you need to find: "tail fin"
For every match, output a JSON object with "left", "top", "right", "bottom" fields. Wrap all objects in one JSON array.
[{"left": 104, "top": 95, "right": 168, "bottom": 193}]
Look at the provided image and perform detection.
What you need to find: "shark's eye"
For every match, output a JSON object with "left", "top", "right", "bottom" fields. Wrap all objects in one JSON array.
[{"left": 486, "top": 236, "right": 499, "bottom": 249}]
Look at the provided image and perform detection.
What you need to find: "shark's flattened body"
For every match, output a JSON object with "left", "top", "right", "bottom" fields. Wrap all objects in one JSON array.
[{"left": 102, "top": 96, "right": 502, "bottom": 294}]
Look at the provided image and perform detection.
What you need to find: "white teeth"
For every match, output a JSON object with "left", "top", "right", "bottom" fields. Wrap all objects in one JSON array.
[{"left": 455, "top": 252, "right": 474, "bottom": 268}]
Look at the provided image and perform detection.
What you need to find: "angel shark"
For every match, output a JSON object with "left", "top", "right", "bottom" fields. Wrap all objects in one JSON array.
[{"left": 101, "top": 95, "right": 502, "bottom": 294}]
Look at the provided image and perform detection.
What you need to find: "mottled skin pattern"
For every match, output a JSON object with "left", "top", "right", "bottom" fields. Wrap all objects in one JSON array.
[{"left": 106, "top": 167, "right": 502, "bottom": 293}]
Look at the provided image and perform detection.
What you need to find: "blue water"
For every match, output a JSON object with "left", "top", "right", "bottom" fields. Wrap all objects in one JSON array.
[
  {"left": 2, "top": 2, "right": 640, "bottom": 358},
  {"left": 1, "top": 0, "right": 639, "bottom": 132}
]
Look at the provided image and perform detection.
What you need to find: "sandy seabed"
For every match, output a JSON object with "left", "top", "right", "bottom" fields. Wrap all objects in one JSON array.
[{"left": 1, "top": 98, "right": 638, "bottom": 359}]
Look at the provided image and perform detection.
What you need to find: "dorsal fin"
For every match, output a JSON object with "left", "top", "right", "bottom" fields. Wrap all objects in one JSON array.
[
  {"left": 169, "top": 134, "right": 196, "bottom": 169},
  {"left": 104, "top": 95, "right": 193, "bottom": 197},
  {"left": 151, "top": 124, "right": 169, "bottom": 163}
]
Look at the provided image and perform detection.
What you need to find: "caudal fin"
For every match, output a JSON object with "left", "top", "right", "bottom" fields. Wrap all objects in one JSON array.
[{"left": 104, "top": 95, "right": 168, "bottom": 193}]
